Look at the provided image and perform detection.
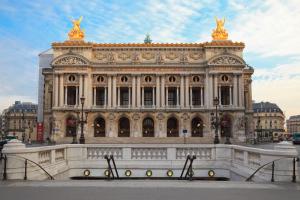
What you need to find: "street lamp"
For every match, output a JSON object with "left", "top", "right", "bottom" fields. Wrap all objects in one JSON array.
[
  {"left": 79, "top": 96, "right": 87, "bottom": 144},
  {"left": 21, "top": 111, "right": 25, "bottom": 143},
  {"left": 213, "top": 97, "right": 220, "bottom": 144}
]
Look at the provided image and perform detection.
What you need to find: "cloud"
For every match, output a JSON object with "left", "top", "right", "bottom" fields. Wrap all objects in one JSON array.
[
  {"left": 230, "top": 0, "right": 300, "bottom": 57},
  {"left": 253, "top": 61, "right": 300, "bottom": 118}
]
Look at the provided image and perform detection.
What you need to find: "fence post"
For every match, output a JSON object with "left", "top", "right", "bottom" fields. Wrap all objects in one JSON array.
[
  {"left": 271, "top": 162, "right": 275, "bottom": 182},
  {"left": 292, "top": 158, "right": 296, "bottom": 183},
  {"left": 3, "top": 155, "right": 7, "bottom": 180},
  {"left": 24, "top": 159, "right": 27, "bottom": 180}
]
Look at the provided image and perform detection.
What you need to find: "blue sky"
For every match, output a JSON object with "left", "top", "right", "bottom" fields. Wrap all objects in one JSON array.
[{"left": 0, "top": 0, "right": 300, "bottom": 118}]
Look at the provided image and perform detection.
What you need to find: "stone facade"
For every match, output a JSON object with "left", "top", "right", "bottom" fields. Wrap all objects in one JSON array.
[
  {"left": 42, "top": 39, "right": 254, "bottom": 144},
  {"left": 1, "top": 101, "right": 37, "bottom": 141},
  {"left": 253, "top": 102, "right": 285, "bottom": 141},
  {"left": 287, "top": 115, "right": 300, "bottom": 134}
]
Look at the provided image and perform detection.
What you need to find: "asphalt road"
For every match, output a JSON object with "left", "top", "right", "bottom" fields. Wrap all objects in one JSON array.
[{"left": 0, "top": 180, "right": 300, "bottom": 200}]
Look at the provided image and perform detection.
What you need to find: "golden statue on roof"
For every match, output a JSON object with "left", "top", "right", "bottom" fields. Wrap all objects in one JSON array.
[
  {"left": 212, "top": 17, "right": 228, "bottom": 40},
  {"left": 68, "top": 16, "right": 85, "bottom": 40}
]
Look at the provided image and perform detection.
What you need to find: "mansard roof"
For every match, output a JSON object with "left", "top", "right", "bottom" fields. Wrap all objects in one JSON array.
[
  {"left": 52, "top": 40, "right": 245, "bottom": 48},
  {"left": 253, "top": 102, "right": 283, "bottom": 114}
]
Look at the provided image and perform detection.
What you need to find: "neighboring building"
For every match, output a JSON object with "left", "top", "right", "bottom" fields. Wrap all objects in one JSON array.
[
  {"left": 2, "top": 101, "right": 38, "bottom": 141},
  {"left": 41, "top": 18, "right": 254, "bottom": 144},
  {"left": 37, "top": 49, "right": 53, "bottom": 123},
  {"left": 253, "top": 102, "right": 285, "bottom": 142},
  {"left": 286, "top": 115, "right": 300, "bottom": 134}
]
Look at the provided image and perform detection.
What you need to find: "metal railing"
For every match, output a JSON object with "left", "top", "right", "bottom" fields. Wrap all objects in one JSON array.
[
  {"left": 180, "top": 155, "right": 196, "bottom": 181},
  {"left": 104, "top": 155, "right": 119, "bottom": 179},
  {"left": 245, "top": 157, "right": 298, "bottom": 183},
  {"left": 2, "top": 155, "right": 54, "bottom": 181}
]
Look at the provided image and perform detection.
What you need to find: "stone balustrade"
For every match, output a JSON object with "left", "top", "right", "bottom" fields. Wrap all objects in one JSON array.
[{"left": 1, "top": 140, "right": 298, "bottom": 181}]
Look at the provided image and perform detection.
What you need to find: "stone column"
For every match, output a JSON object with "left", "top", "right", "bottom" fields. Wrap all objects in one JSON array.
[
  {"left": 65, "top": 87, "right": 68, "bottom": 105},
  {"left": 229, "top": 86, "right": 232, "bottom": 105},
  {"left": 214, "top": 75, "right": 218, "bottom": 99},
  {"left": 166, "top": 87, "right": 168, "bottom": 107},
  {"left": 152, "top": 87, "right": 155, "bottom": 107},
  {"left": 189, "top": 87, "right": 192, "bottom": 107},
  {"left": 84, "top": 74, "right": 89, "bottom": 107},
  {"left": 205, "top": 73, "right": 209, "bottom": 107},
  {"left": 141, "top": 87, "right": 144, "bottom": 107},
  {"left": 180, "top": 76, "right": 184, "bottom": 107},
  {"left": 112, "top": 75, "right": 117, "bottom": 108},
  {"left": 156, "top": 76, "right": 160, "bottom": 108},
  {"left": 104, "top": 87, "right": 107, "bottom": 106},
  {"left": 117, "top": 87, "right": 120, "bottom": 107},
  {"left": 129, "top": 87, "right": 131, "bottom": 107},
  {"left": 79, "top": 75, "right": 83, "bottom": 99},
  {"left": 185, "top": 75, "right": 189, "bottom": 107},
  {"left": 200, "top": 87, "right": 203, "bottom": 106},
  {"left": 54, "top": 74, "right": 59, "bottom": 107},
  {"left": 108, "top": 76, "right": 112, "bottom": 108},
  {"left": 137, "top": 76, "right": 141, "bottom": 108},
  {"left": 209, "top": 75, "right": 213, "bottom": 107},
  {"left": 238, "top": 75, "right": 244, "bottom": 107},
  {"left": 233, "top": 75, "right": 238, "bottom": 107},
  {"left": 76, "top": 86, "right": 79, "bottom": 106},
  {"left": 161, "top": 76, "right": 165, "bottom": 107},
  {"left": 89, "top": 74, "right": 93, "bottom": 108},
  {"left": 93, "top": 87, "right": 96, "bottom": 106},
  {"left": 59, "top": 74, "right": 64, "bottom": 107},
  {"left": 132, "top": 76, "right": 136, "bottom": 108},
  {"left": 218, "top": 86, "right": 221, "bottom": 105},
  {"left": 176, "top": 87, "right": 179, "bottom": 107},
  {"left": 248, "top": 80, "right": 253, "bottom": 110}
]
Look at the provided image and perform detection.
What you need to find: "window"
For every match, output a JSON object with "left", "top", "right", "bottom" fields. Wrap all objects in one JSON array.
[
  {"left": 193, "top": 76, "right": 200, "bottom": 82},
  {"left": 96, "top": 76, "right": 104, "bottom": 83},
  {"left": 66, "top": 116, "right": 77, "bottom": 137},
  {"left": 221, "top": 75, "right": 229, "bottom": 82},
  {"left": 68, "top": 75, "right": 76, "bottom": 82},
  {"left": 168, "top": 87, "right": 177, "bottom": 106},
  {"left": 118, "top": 117, "right": 130, "bottom": 137},
  {"left": 144, "top": 87, "right": 153, "bottom": 106},
  {"left": 167, "top": 117, "right": 179, "bottom": 137},
  {"left": 95, "top": 87, "right": 105, "bottom": 106},
  {"left": 169, "top": 76, "right": 176, "bottom": 82},
  {"left": 191, "top": 117, "right": 203, "bottom": 137},
  {"left": 121, "top": 76, "right": 128, "bottom": 82},
  {"left": 94, "top": 117, "right": 105, "bottom": 137},
  {"left": 143, "top": 117, "right": 154, "bottom": 137},
  {"left": 145, "top": 76, "right": 152, "bottom": 82},
  {"left": 192, "top": 87, "right": 201, "bottom": 106},
  {"left": 220, "top": 86, "right": 230, "bottom": 105},
  {"left": 120, "top": 88, "right": 129, "bottom": 106},
  {"left": 67, "top": 86, "right": 76, "bottom": 105}
]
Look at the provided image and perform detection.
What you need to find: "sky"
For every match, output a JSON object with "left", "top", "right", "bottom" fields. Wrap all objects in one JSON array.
[{"left": 0, "top": 0, "right": 300, "bottom": 119}]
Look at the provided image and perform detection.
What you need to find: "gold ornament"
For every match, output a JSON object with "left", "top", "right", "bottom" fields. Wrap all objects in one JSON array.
[
  {"left": 212, "top": 17, "right": 228, "bottom": 40},
  {"left": 68, "top": 16, "right": 85, "bottom": 40}
]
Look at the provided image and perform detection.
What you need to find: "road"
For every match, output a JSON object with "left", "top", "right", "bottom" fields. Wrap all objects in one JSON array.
[{"left": 0, "top": 180, "right": 300, "bottom": 200}]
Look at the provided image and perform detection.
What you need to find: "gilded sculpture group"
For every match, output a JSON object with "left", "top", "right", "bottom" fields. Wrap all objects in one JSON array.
[{"left": 68, "top": 16, "right": 229, "bottom": 41}]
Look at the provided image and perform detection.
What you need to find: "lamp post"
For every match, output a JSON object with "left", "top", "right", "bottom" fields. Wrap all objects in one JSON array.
[
  {"left": 21, "top": 111, "right": 25, "bottom": 143},
  {"left": 213, "top": 97, "right": 220, "bottom": 144},
  {"left": 79, "top": 96, "right": 87, "bottom": 144}
]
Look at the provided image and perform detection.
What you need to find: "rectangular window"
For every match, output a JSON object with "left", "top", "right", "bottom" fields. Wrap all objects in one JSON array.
[
  {"left": 120, "top": 87, "right": 129, "bottom": 106},
  {"left": 220, "top": 86, "right": 230, "bottom": 105},
  {"left": 96, "top": 87, "right": 105, "bottom": 106},
  {"left": 192, "top": 87, "right": 201, "bottom": 106},
  {"left": 144, "top": 87, "right": 153, "bottom": 106},
  {"left": 67, "top": 86, "right": 76, "bottom": 105},
  {"left": 168, "top": 87, "right": 177, "bottom": 106}
]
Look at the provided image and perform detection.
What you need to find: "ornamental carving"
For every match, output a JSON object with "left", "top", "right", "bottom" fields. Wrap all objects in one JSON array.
[
  {"left": 166, "top": 52, "right": 178, "bottom": 60},
  {"left": 94, "top": 52, "right": 106, "bottom": 60},
  {"left": 132, "top": 113, "right": 140, "bottom": 120},
  {"left": 118, "top": 52, "right": 131, "bottom": 60},
  {"left": 132, "top": 52, "right": 140, "bottom": 64},
  {"left": 189, "top": 52, "right": 203, "bottom": 60},
  {"left": 209, "top": 56, "right": 243, "bottom": 65},
  {"left": 156, "top": 52, "right": 164, "bottom": 64},
  {"left": 180, "top": 53, "right": 188, "bottom": 64},
  {"left": 156, "top": 113, "right": 165, "bottom": 120},
  {"left": 107, "top": 52, "right": 115, "bottom": 64},
  {"left": 142, "top": 52, "right": 155, "bottom": 60},
  {"left": 54, "top": 56, "right": 87, "bottom": 65}
]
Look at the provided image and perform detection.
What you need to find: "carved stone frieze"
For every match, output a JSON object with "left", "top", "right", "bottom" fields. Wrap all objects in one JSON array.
[
  {"left": 54, "top": 56, "right": 87, "bottom": 65},
  {"left": 142, "top": 52, "right": 155, "bottom": 60},
  {"left": 209, "top": 55, "right": 243, "bottom": 65},
  {"left": 165, "top": 52, "right": 179, "bottom": 60},
  {"left": 189, "top": 52, "right": 203, "bottom": 60}
]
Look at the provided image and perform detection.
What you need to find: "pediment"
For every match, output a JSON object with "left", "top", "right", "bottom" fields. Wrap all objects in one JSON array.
[
  {"left": 208, "top": 54, "right": 245, "bottom": 66},
  {"left": 52, "top": 53, "right": 89, "bottom": 66}
]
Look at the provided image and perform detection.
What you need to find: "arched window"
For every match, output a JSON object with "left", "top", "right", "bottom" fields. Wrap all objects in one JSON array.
[
  {"left": 145, "top": 76, "right": 152, "bottom": 82},
  {"left": 66, "top": 116, "right": 77, "bottom": 137},
  {"left": 167, "top": 117, "right": 179, "bottom": 137},
  {"left": 121, "top": 76, "right": 128, "bottom": 82},
  {"left": 94, "top": 117, "right": 105, "bottom": 137},
  {"left": 118, "top": 117, "right": 130, "bottom": 137},
  {"left": 191, "top": 117, "right": 203, "bottom": 137},
  {"left": 143, "top": 117, "right": 154, "bottom": 137}
]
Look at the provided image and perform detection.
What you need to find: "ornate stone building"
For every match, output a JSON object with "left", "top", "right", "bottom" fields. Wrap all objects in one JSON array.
[
  {"left": 287, "top": 115, "right": 300, "bottom": 134},
  {"left": 1, "top": 101, "right": 37, "bottom": 141},
  {"left": 41, "top": 18, "right": 254, "bottom": 144},
  {"left": 253, "top": 101, "right": 285, "bottom": 141}
]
